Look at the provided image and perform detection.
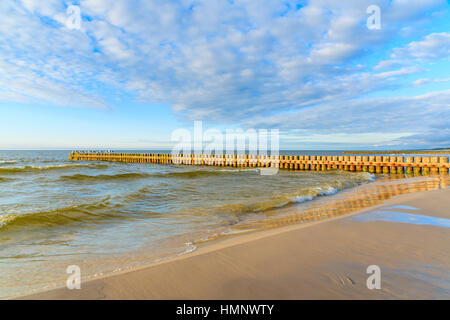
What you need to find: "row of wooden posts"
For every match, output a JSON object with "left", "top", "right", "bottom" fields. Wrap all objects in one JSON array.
[{"left": 69, "top": 152, "right": 450, "bottom": 174}]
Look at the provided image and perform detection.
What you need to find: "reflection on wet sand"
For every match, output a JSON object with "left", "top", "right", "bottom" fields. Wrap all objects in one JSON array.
[
  {"left": 351, "top": 209, "right": 450, "bottom": 228},
  {"left": 232, "top": 173, "right": 449, "bottom": 232}
]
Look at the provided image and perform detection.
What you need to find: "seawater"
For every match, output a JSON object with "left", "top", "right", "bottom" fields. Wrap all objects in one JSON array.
[{"left": 0, "top": 150, "right": 416, "bottom": 298}]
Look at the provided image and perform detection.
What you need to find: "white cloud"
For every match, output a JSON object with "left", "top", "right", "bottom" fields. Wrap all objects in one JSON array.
[
  {"left": 375, "top": 66, "right": 421, "bottom": 78},
  {"left": 373, "top": 59, "right": 404, "bottom": 71},
  {"left": 0, "top": 0, "right": 449, "bottom": 147},
  {"left": 384, "top": 0, "right": 447, "bottom": 22},
  {"left": 413, "top": 78, "right": 450, "bottom": 86},
  {"left": 392, "top": 32, "right": 450, "bottom": 61},
  {"left": 245, "top": 90, "right": 450, "bottom": 138}
]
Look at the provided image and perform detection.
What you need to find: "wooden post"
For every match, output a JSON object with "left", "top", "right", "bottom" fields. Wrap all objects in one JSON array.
[
  {"left": 308, "top": 156, "right": 313, "bottom": 170},
  {"left": 338, "top": 156, "right": 344, "bottom": 170},
  {"left": 355, "top": 156, "right": 362, "bottom": 171},
  {"left": 315, "top": 156, "right": 321, "bottom": 171},
  {"left": 396, "top": 156, "right": 404, "bottom": 174},
  {"left": 279, "top": 155, "right": 284, "bottom": 169},
  {"left": 413, "top": 157, "right": 422, "bottom": 175},
  {"left": 375, "top": 156, "right": 382, "bottom": 174},
  {"left": 331, "top": 156, "right": 336, "bottom": 170},
  {"left": 319, "top": 156, "right": 325, "bottom": 171},
  {"left": 343, "top": 156, "right": 349, "bottom": 171},
  {"left": 293, "top": 156, "right": 299, "bottom": 170},
  {"left": 299, "top": 156, "right": 305, "bottom": 170},
  {"left": 440, "top": 157, "right": 449, "bottom": 174},
  {"left": 429, "top": 157, "right": 438, "bottom": 174},
  {"left": 422, "top": 157, "right": 430, "bottom": 175},
  {"left": 326, "top": 156, "right": 332, "bottom": 170},
  {"left": 382, "top": 156, "right": 390, "bottom": 174},
  {"left": 406, "top": 157, "right": 413, "bottom": 175},
  {"left": 349, "top": 156, "right": 355, "bottom": 171},
  {"left": 388, "top": 156, "right": 396, "bottom": 174},
  {"left": 362, "top": 156, "right": 369, "bottom": 172}
]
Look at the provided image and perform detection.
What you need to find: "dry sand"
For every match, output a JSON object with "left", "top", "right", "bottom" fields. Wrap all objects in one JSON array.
[{"left": 20, "top": 187, "right": 450, "bottom": 300}]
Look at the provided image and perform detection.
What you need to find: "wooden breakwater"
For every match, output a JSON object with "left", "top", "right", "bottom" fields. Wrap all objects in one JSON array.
[
  {"left": 343, "top": 150, "right": 450, "bottom": 155},
  {"left": 69, "top": 152, "right": 450, "bottom": 174}
]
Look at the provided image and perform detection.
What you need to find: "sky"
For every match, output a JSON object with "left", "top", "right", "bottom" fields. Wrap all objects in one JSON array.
[{"left": 0, "top": 0, "right": 449, "bottom": 150}]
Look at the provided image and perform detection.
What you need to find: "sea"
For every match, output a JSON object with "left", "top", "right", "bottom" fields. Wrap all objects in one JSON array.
[{"left": 0, "top": 150, "right": 448, "bottom": 298}]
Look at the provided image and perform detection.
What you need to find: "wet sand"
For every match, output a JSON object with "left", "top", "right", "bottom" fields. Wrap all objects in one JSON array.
[{"left": 21, "top": 184, "right": 450, "bottom": 299}]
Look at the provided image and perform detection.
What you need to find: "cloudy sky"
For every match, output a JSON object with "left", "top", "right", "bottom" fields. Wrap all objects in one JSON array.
[{"left": 0, "top": 0, "right": 449, "bottom": 150}]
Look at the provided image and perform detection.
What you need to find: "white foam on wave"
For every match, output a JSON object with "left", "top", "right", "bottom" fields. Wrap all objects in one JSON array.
[
  {"left": 217, "top": 168, "right": 259, "bottom": 173},
  {"left": 0, "top": 161, "right": 17, "bottom": 164},
  {"left": 292, "top": 187, "right": 337, "bottom": 204},
  {"left": 292, "top": 171, "right": 376, "bottom": 205},
  {"left": 293, "top": 195, "right": 314, "bottom": 203},
  {"left": 317, "top": 186, "right": 338, "bottom": 196},
  {"left": 183, "top": 242, "right": 197, "bottom": 255},
  {"left": 0, "top": 214, "right": 16, "bottom": 229},
  {"left": 357, "top": 171, "right": 375, "bottom": 182},
  {"left": 28, "top": 163, "right": 96, "bottom": 170}
]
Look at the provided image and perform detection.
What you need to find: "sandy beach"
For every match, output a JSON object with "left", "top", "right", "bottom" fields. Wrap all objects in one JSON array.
[{"left": 21, "top": 184, "right": 450, "bottom": 300}]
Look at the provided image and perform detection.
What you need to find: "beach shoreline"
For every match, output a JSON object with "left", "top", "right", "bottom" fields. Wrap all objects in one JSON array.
[{"left": 18, "top": 178, "right": 450, "bottom": 300}]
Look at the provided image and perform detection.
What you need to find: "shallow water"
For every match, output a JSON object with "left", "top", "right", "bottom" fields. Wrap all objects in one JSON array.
[
  {"left": 0, "top": 150, "right": 377, "bottom": 298},
  {"left": 0, "top": 150, "right": 447, "bottom": 298}
]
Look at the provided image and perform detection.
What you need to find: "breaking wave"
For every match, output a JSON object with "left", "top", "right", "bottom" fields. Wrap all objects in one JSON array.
[
  {"left": 0, "top": 177, "right": 13, "bottom": 183},
  {"left": 60, "top": 172, "right": 151, "bottom": 182},
  {"left": 0, "top": 197, "right": 123, "bottom": 231},
  {"left": 0, "top": 163, "right": 108, "bottom": 174},
  {"left": 152, "top": 168, "right": 258, "bottom": 179}
]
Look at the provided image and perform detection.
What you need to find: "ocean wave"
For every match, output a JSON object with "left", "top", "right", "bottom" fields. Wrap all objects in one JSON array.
[
  {"left": 153, "top": 168, "right": 258, "bottom": 179},
  {"left": 293, "top": 186, "right": 338, "bottom": 203},
  {"left": 293, "top": 172, "right": 374, "bottom": 203},
  {"left": 137, "top": 171, "right": 375, "bottom": 217},
  {"left": 293, "top": 195, "right": 315, "bottom": 203},
  {"left": 0, "top": 161, "right": 18, "bottom": 165},
  {"left": 0, "top": 197, "right": 119, "bottom": 231},
  {"left": 0, "top": 163, "right": 108, "bottom": 174},
  {"left": 316, "top": 185, "right": 339, "bottom": 196},
  {"left": 0, "top": 177, "right": 13, "bottom": 183},
  {"left": 60, "top": 172, "right": 151, "bottom": 182},
  {"left": 356, "top": 171, "right": 375, "bottom": 182},
  {"left": 1, "top": 166, "right": 376, "bottom": 232},
  {"left": 204, "top": 184, "right": 345, "bottom": 217}
]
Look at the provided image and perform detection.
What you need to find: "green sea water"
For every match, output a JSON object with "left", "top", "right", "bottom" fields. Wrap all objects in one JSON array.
[{"left": 0, "top": 150, "right": 378, "bottom": 298}]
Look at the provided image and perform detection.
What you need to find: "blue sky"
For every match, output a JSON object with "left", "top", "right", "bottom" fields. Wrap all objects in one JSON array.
[{"left": 0, "top": 0, "right": 449, "bottom": 150}]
